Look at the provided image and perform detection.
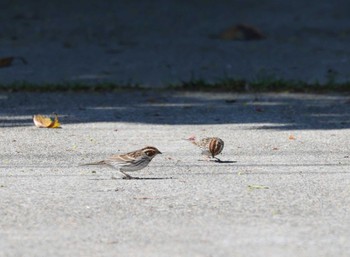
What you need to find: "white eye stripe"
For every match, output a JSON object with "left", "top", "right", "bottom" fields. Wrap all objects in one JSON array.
[{"left": 143, "top": 150, "right": 156, "bottom": 157}]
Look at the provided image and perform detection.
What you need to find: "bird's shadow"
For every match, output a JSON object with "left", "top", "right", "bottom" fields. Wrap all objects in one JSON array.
[
  {"left": 88, "top": 176, "right": 174, "bottom": 181},
  {"left": 122, "top": 176, "right": 174, "bottom": 180},
  {"left": 198, "top": 159, "right": 237, "bottom": 164},
  {"left": 213, "top": 159, "right": 237, "bottom": 164}
]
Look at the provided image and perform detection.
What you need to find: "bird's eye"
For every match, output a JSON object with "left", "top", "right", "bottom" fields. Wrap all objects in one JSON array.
[{"left": 150, "top": 150, "right": 157, "bottom": 156}]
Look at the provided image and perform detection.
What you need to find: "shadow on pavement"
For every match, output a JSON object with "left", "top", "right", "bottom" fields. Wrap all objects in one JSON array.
[{"left": 0, "top": 91, "right": 349, "bottom": 129}]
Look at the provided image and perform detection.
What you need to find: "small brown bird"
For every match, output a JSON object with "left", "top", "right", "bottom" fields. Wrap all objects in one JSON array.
[
  {"left": 82, "top": 146, "right": 162, "bottom": 179},
  {"left": 188, "top": 136, "right": 224, "bottom": 161}
]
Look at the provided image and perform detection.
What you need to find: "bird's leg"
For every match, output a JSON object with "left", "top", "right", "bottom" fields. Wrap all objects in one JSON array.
[
  {"left": 213, "top": 156, "right": 223, "bottom": 163},
  {"left": 119, "top": 171, "right": 134, "bottom": 180}
]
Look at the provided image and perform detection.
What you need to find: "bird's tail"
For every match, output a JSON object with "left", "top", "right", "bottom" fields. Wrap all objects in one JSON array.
[{"left": 79, "top": 160, "right": 105, "bottom": 166}]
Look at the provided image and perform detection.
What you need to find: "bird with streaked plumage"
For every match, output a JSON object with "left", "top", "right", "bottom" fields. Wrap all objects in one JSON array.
[
  {"left": 187, "top": 136, "right": 224, "bottom": 162},
  {"left": 82, "top": 146, "right": 162, "bottom": 179}
]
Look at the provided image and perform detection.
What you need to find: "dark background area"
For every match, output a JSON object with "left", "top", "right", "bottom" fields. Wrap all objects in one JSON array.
[
  {"left": 1, "top": 0, "right": 350, "bottom": 85},
  {"left": 1, "top": 1, "right": 350, "bottom": 129}
]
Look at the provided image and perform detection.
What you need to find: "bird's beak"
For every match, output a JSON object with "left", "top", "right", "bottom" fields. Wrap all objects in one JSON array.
[{"left": 158, "top": 150, "right": 162, "bottom": 154}]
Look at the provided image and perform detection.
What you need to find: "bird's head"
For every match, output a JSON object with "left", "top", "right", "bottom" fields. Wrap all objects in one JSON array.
[{"left": 141, "top": 146, "right": 162, "bottom": 158}]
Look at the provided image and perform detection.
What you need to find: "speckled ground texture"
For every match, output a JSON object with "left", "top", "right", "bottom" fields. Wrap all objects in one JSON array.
[
  {"left": 1, "top": 91, "right": 350, "bottom": 257},
  {"left": 1, "top": 0, "right": 350, "bottom": 86}
]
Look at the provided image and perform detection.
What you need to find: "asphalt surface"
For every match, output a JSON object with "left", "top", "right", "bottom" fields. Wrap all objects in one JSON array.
[
  {"left": 1, "top": 0, "right": 350, "bottom": 256},
  {"left": 1, "top": 91, "right": 350, "bottom": 256}
]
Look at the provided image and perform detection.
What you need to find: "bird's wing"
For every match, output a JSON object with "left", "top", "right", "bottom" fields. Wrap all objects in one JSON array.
[
  {"left": 120, "top": 155, "right": 151, "bottom": 171},
  {"left": 200, "top": 137, "right": 212, "bottom": 145},
  {"left": 107, "top": 153, "right": 136, "bottom": 163}
]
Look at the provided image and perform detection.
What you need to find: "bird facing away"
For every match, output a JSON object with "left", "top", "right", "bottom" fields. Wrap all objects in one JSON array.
[
  {"left": 188, "top": 136, "right": 224, "bottom": 161},
  {"left": 82, "top": 146, "right": 162, "bottom": 179}
]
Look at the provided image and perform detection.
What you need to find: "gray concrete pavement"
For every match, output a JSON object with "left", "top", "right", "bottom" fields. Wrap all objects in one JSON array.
[
  {"left": 1, "top": 1, "right": 350, "bottom": 255},
  {"left": 1, "top": 91, "right": 350, "bottom": 256}
]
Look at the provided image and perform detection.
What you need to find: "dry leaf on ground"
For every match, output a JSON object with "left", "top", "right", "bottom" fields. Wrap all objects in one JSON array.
[
  {"left": 33, "top": 113, "right": 61, "bottom": 128},
  {"left": 214, "top": 24, "right": 265, "bottom": 41},
  {"left": 0, "top": 56, "right": 27, "bottom": 68},
  {"left": 289, "top": 135, "right": 296, "bottom": 140}
]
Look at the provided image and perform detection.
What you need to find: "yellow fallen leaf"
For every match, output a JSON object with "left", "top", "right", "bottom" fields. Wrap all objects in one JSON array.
[{"left": 33, "top": 113, "right": 61, "bottom": 128}]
